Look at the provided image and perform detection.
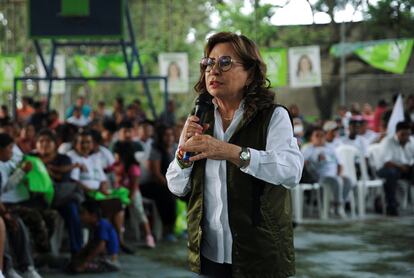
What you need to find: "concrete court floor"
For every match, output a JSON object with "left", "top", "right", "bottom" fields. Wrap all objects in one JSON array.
[{"left": 42, "top": 215, "right": 414, "bottom": 278}]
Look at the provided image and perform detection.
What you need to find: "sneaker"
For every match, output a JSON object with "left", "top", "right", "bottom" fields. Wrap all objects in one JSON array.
[
  {"left": 336, "top": 206, "right": 347, "bottom": 219},
  {"left": 0, "top": 270, "right": 4, "bottom": 278},
  {"left": 100, "top": 258, "right": 121, "bottom": 272},
  {"left": 21, "top": 266, "right": 41, "bottom": 278},
  {"left": 145, "top": 234, "right": 156, "bottom": 248},
  {"left": 6, "top": 268, "right": 23, "bottom": 278}
]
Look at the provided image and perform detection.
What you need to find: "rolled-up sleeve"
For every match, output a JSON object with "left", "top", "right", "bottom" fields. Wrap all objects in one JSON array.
[
  {"left": 241, "top": 107, "right": 304, "bottom": 188},
  {"left": 166, "top": 157, "right": 193, "bottom": 197}
]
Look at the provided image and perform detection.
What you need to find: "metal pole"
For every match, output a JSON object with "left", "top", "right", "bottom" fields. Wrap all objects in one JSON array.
[
  {"left": 164, "top": 78, "right": 168, "bottom": 114},
  {"left": 34, "top": 40, "right": 50, "bottom": 76},
  {"left": 340, "top": 21, "right": 346, "bottom": 106},
  {"left": 46, "top": 40, "right": 57, "bottom": 112},
  {"left": 121, "top": 39, "right": 132, "bottom": 78},
  {"left": 125, "top": 2, "right": 157, "bottom": 119},
  {"left": 12, "top": 78, "right": 17, "bottom": 120}
]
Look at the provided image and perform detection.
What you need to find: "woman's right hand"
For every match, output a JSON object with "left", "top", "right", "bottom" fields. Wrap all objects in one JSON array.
[{"left": 180, "top": 115, "right": 209, "bottom": 146}]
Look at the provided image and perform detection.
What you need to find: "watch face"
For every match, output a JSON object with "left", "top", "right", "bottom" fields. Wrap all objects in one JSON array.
[{"left": 241, "top": 151, "right": 250, "bottom": 161}]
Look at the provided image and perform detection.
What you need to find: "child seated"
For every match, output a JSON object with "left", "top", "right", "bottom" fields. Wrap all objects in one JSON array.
[{"left": 70, "top": 201, "right": 120, "bottom": 273}]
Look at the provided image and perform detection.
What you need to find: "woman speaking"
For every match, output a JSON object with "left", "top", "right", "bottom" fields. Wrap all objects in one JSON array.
[{"left": 166, "top": 32, "right": 303, "bottom": 278}]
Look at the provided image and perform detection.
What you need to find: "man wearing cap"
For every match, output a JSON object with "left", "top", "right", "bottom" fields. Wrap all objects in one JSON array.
[
  {"left": 323, "top": 121, "right": 342, "bottom": 149},
  {"left": 341, "top": 116, "right": 369, "bottom": 159}
]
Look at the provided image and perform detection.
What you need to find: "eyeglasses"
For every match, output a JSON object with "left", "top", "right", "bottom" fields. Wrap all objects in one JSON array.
[{"left": 200, "top": 56, "right": 242, "bottom": 72}]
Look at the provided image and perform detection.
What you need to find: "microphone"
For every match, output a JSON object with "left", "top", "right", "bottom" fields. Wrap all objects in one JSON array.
[{"left": 182, "top": 92, "right": 213, "bottom": 162}]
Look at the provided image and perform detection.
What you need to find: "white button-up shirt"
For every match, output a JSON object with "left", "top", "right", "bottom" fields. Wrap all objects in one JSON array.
[
  {"left": 378, "top": 135, "right": 414, "bottom": 168},
  {"left": 166, "top": 102, "right": 303, "bottom": 264}
]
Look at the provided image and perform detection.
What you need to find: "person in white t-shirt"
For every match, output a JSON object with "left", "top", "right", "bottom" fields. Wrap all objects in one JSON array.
[
  {"left": 302, "top": 127, "right": 353, "bottom": 218},
  {"left": 0, "top": 133, "right": 42, "bottom": 278},
  {"left": 323, "top": 120, "right": 343, "bottom": 150},
  {"left": 377, "top": 121, "right": 414, "bottom": 216},
  {"left": 358, "top": 119, "right": 380, "bottom": 144},
  {"left": 67, "top": 131, "right": 133, "bottom": 254},
  {"left": 341, "top": 117, "right": 369, "bottom": 158},
  {"left": 66, "top": 107, "right": 90, "bottom": 128}
]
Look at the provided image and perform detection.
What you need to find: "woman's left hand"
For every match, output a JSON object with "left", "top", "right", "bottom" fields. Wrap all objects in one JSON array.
[{"left": 181, "top": 134, "right": 239, "bottom": 163}]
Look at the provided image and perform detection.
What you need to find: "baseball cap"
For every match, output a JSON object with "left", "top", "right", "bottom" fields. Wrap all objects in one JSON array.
[{"left": 323, "top": 121, "right": 338, "bottom": 132}]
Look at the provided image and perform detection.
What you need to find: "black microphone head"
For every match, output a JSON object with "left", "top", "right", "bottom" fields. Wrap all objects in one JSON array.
[
  {"left": 194, "top": 93, "right": 213, "bottom": 119},
  {"left": 195, "top": 92, "right": 213, "bottom": 106}
]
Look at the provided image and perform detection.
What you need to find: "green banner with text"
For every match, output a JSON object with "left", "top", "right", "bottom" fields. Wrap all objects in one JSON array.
[
  {"left": 261, "top": 49, "right": 288, "bottom": 87},
  {"left": 73, "top": 55, "right": 139, "bottom": 77},
  {"left": 0, "top": 55, "right": 23, "bottom": 91}
]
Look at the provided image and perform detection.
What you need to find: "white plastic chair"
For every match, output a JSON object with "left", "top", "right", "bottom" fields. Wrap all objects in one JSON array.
[
  {"left": 291, "top": 183, "right": 322, "bottom": 223},
  {"left": 320, "top": 177, "right": 355, "bottom": 219},
  {"left": 333, "top": 145, "right": 359, "bottom": 218},
  {"left": 335, "top": 144, "right": 385, "bottom": 218},
  {"left": 366, "top": 144, "right": 389, "bottom": 214}
]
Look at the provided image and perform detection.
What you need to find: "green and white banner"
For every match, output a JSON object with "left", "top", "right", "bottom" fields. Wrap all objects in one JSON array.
[
  {"left": 73, "top": 55, "right": 106, "bottom": 77},
  {"left": 104, "top": 54, "right": 139, "bottom": 77},
  {"left": 354, "top": 39, "right": 413, "bottom": 74},
  {"left": 0, "top": 55, "right": 23, "bottom": 91},
  {"left": 330, "top": 39, "right": 414, "bottom": 74},
  {"left": 261, "top": 49, "right": 288, "bottom": 87},
  {"left": 74, "top": 55, "right": 140, "bottom": 77}
]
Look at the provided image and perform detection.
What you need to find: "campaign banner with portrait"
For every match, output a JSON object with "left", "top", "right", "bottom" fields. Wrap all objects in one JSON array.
[
  {"left": 261, "top": 49, "right": 288, "bottom": 87},
  {"left": 158, "top": 53, "right": 189, "bottom": 94},
  {"left": 288, "top": 46, "right": 322, "bottom": 88},
  {"left": 0, "top": 55, "right": 23, "bottom": 92},
  {"left": 37, "top": 55, "right": 66, "bottom": 94}
]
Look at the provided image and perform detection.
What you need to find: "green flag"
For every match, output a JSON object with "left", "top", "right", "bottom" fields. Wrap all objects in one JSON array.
[
  {"left": 19, "top": 155, "right": 54, "bottom": 205},
  {"left": 354, "top": 39, "right": 413, "bottom": 74},
  {"left": 88, "top": 187, "right": 130, "bottom": 206},
  {"left": 0, "top": 55, "right": 23, "bottom": 91},
  {"left": 261, "top": 49, "right": 288, "bottom": 87}
]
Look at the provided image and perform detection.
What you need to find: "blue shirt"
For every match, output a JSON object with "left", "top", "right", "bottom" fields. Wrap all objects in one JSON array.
[{"left": 65, "top": 105, "right": 91, "bottom": 119}]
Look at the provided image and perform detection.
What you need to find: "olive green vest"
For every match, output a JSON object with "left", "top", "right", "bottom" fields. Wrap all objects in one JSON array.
[{"left": 187, "top": 104, "right": 295, "bottom": 278}]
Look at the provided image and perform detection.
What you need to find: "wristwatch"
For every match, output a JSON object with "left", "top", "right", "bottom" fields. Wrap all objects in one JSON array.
[{"left": 239, "top": 147, "right": 251, "bottom": 168}]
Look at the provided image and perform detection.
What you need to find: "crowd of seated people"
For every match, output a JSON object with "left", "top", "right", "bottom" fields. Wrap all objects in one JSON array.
[
  {"left": 0, "top": 95, "right": 182, "bottom": 276},
  {"left": 0, "top": 92, "right": 412, "bottom": 276},
  {"left": 292, "top": 95, "right": 414, "bottom": 218}
]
